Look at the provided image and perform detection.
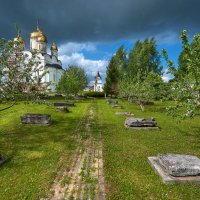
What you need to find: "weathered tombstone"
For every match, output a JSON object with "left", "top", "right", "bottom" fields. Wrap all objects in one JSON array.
[
  {"left": 125, "top": 118, "right": 159, "bottom": 130},
  {"left": 112, "top": 104, "right": 123, "bottom": 109},
  {"left": 21, "top": 114, "right": 51, "bottom": 126},
  {"left": 54, "top": 102, "right": 74, "bottom": 107},
  {"left": 74, "top": 96, "right": 85, "bottom": 101},
  {"left": 0, "top": 155, "right": 5, "bottom": 165},
  {"left": 148, "top": 154, "right": 200, "bottom": 184},
  {"left": 106, "top": 98, "right": 118, "bottom": 104},
  {"left": 116, "top": 112, "right": 134, "bottom": 116}
]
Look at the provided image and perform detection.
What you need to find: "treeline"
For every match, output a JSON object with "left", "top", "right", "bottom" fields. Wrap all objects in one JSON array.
[{"left": 104, "top": 31, "right": 200, "bottom": 118}]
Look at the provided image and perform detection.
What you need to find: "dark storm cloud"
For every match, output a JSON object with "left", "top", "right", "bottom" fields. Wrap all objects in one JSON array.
[{"left": 0, "top": 0, "right": 199, "bottom": 44}]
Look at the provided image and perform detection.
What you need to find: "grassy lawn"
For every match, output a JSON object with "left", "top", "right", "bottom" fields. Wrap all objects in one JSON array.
[
  {"left": 98, "top": 99, "right": 200, "bottom": 200},
  {"left": 0, "top": 99, "right": 200, "bottom": 200},
  {"left": 0, "top": 100, "right": 90, "bottom": 200}
]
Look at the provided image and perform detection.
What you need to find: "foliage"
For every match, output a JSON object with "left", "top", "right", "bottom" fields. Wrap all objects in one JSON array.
[
  {"left": 104, "top": 46, "right": 126, "bottom": 96},
  {"left": 104, "top": 57, "right": 120, "bottom": 96},
  {"left": 162, "top": 30, "right": 200, "bottom": 119},
  {"left": 127, "top": 38, "right": 162, "bottom": 80},
  {"left": 0, "top": 38, "right": 46, "bottom": 110},
  {"left": 119, "top": 72, "right": 165, "bottom": 111},
  {"left": 56, "top": 65, "right": 88, "bottom": 98}
]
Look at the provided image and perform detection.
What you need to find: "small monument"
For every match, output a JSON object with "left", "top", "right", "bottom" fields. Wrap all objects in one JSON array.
[
  {"left": 21, "top": 114, "right": 51, "bottom": 126},
  {"left": 125, "top": 118, "right": 159, "bottom": 130},
  {"left": 116, "top": 112, "right": 134, "bottom": 116},
  {"left": 54, "top": 102, "right": 75, "bottom": 107},
  {"left": 112, "top": 104, "right": 123, "bottom": 109},
  {"left": 148, "top": 154, "right": 200, "bottom": 184},
  {"left": 106, "top": 98, "right": 118, "bottom": 104}
]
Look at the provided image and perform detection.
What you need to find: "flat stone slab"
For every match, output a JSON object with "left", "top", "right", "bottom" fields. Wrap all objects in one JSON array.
[
  {"left": 106, "top": 99, "right": 118, "bottom": 104},
  {"left": 54, "top": 102, "right": 75, "bottom": 107},
  {"left": 112, "top": 105, "right": 123, "bottom": 109},
  {"left": 116, "top": 112, "right": 134, "bottom": 116},
  {"left": 21, "top": 114, "right": 51, "bottom": 126},
  {"left": 148, "top": 156, "right": 200, "bottom": 184},
  {"left": 158, "top": 154, "right": 200, "bottom": 177},
  {"left": 125, "top": 118, "right": 159, "bottom": 130}
]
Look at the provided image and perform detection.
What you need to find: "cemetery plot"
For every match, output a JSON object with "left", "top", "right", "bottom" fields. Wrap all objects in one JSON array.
[
  {"left": 148, "top": 154, "right": 200, "bottom": 184},
  {"left": 115, "top": 112, "right": 134, "bottom": 116},
  {"left": 54, "top": 102, "right": 75, "bottom": 107},
  {"left": 21, "top": 114, "right": 51, "bottom": 126},
  {"left": 125, "top": 117, "right": 159, "bottom": 130}
]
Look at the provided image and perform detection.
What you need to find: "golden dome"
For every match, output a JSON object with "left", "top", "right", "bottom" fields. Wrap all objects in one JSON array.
[
  {"left": 51, "top": 42, "right": 58, "bottom": 51},
  {"left": 13, "top": 31, "right": 26, "bottom": 48},
  {"left": 30, "top": 27, "right": 47, "bottom": 42}
]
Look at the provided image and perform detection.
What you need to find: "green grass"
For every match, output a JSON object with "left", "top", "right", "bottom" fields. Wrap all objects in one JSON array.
[
  {"left": 98, "top": 99, "right": 200, "bottom": 200},
  {"left": 0, "top": 101, "right": 90, "bottom": 200},
  {"left": 0, "top": 99, "right": 200, "bottom": 199}
]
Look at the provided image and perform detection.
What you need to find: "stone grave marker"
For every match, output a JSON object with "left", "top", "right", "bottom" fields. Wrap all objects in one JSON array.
[
  {"left": 125, "top": 117, "right": 159, "bottom": 130},
  {"left": 116, "top": 112, "right": 134, "bottom": 116},
  {"left": 21, "top": 114, "right": 51, "bottom": 126},
  {"left": 148, "top": 154, "right": 200, "bottom": 184}
]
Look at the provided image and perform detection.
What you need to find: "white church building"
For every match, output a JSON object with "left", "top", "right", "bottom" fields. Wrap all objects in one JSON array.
[
  {"left": 13, "top": 25, "right": 64, "bottom": 92},
  {"left": 94, "top": 71, "right": 103, "bottom": 92}
]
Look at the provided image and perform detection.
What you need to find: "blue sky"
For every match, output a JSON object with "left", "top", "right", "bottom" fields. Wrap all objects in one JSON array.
[{"left": 57, "top": 38, "right": 183, "bottom": 83}]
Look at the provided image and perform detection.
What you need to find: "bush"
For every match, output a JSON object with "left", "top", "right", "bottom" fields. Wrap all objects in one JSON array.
[{"left": 84, "top": 92, "right": 105, "bottom": 98}]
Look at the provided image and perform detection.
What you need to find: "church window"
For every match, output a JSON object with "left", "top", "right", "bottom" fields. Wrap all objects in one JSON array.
[{"left": 53, "top": 74, "right": 56, "bottom": 82}]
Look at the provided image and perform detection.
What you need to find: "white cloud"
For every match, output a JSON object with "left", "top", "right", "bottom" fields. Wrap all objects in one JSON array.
[
  {"left": 59, "top": 53, "right": 108, "bottom": 81},
  {"left": 162, "top": 75, "right": 171, "bottom": 82},
  {"left": 58, "top": 42, "right": 96, "bottom": 56}
]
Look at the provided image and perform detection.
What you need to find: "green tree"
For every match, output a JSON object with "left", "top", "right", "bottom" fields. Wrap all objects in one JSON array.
[
  {"left": 0, "top": 37, "right": 45, "bottom": 112},
  {"left": 104, "top": 46, "right": 126, "bottom": 96},
  {"left": 162, "top": 30, "right": 200, "bottom": 119},
  {"left": 56, "top": 65, "right": 88, "bottom": 99},
  {"left": 119, "top": 72, "right": 165, "bottom": 111},
  {"left": 127, "top": 38, "right": 162, "bottom": 80},
  {"left": 104, "top": 57, "right": 120, "bottom": 96}
]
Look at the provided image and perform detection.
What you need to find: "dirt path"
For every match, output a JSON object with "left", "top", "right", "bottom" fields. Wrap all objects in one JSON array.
[{"left": 49, "top": 104, "right": 106, "bottom": 200}]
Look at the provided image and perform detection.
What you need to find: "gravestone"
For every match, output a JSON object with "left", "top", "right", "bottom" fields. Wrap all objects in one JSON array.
[
  {"left": 54, "top": 102, "right": 74, "bottom": 107},
  {"left": 74, "top": 96, "right": 85, "bottom": 101},
  {"left": 148, "top": 154, "right": 200, "bottom": 184},
  {"left": 158, "top": 154, "right": 200, "bottom": 177},
  {"left": 112, "top": 104, "right": 123, "bottom": 109},
  {"left": 125, "top": 118, "right": 159, "bottom": 130},
  {"left": 106, "top": 99, "right": 118, "bottom": 104},
  {"left": 21, "top": 114, "right": 51, "bottom": 126},
  {"left": 116, "top": 112, "right": 134, "bottom": 116}
]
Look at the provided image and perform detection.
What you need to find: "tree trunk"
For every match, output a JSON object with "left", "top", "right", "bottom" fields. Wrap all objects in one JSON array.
[{"left": 139, "top": 102, "right": 145, "bottom": 112}]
